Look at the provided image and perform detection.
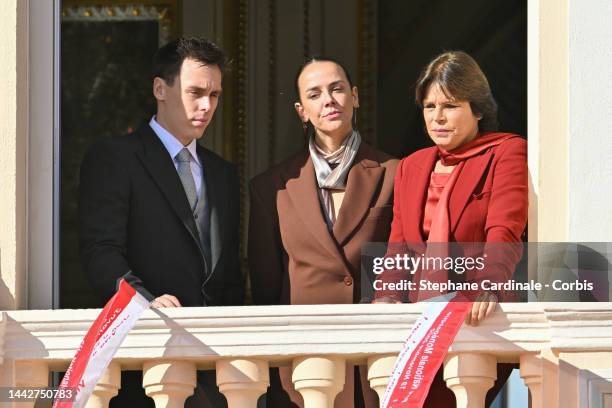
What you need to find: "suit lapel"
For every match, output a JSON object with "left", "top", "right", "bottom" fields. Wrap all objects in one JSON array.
[
  {"left": 286, "top": 154, "right": 345, "bottom": 260},
  {"left": 333, "top": 147, "right": 384, "bottom": 245},
  {"left": 448, "top": 150, "right": 494, "bottom": 233},
  {"left": 199, "top": 146, "right": 224, "bottom": 277},
  {"left": 403, "top": 149, "right": 438, "bottom": 242},
  {"left": 135, "top": 125, "right": 202, "bottom": 252}
]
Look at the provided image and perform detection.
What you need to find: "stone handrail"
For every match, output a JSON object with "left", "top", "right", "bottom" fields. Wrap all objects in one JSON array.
[{"left": 1, "top": 303, "right": 612, "bottom": 407}]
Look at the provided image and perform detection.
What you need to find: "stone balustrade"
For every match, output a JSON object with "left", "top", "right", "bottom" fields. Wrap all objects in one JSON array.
[{"left": 0, "top": 303, "right": 611, "bottom": 407}]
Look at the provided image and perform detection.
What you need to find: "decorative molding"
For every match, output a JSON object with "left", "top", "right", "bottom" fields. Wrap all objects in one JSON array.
[
  {"left": 6, "top": 303, "right": 611, "bottom": 370},
  {"left": 358, "top": 0, "right": 377, "bottom": 146},
  {"left": 236, "top": 0, "right": 249, "bottom": 266},
  {"left": 267, "top": 0, "right": 277, "bottom": 166},
  {"left": 61, "top": 4, "right": 175, "bottom": 44},
  {"left": 545, "top": 306, "right": 612, "bottom": 351},
  {"left": 3, "top": 303, "right": 608, "bottom": 406}
]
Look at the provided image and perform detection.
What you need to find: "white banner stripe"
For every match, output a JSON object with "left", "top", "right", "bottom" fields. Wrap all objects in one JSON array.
[
  {"left": 381, "top": 300, "right": 449, "bottom": 407},
  {"left": 74, "top": 293, "right": 149, "bottom": 407},
  {"left": 53, "top": 280, "right": 150, "bottom": 408}
]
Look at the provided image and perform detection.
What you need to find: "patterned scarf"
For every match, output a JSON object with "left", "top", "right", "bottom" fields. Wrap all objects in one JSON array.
[{"left": 309, "top": 130, "right": 361, "bottom": 227}]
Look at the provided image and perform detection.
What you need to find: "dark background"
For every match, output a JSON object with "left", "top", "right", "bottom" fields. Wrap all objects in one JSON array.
[
  {"left": 60, "top": 0, "right": 527, "bottom": 308},
  {"left": 377, "top": 0, "right": 527, "bottom": 157}
]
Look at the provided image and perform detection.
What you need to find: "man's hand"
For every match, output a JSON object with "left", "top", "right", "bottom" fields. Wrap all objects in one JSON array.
[
  {"left": 464, "top": 291, "right": 497, "bottom": 326},
  {"left": 150, "top": 294, "right": 182, "bottom": 308}
]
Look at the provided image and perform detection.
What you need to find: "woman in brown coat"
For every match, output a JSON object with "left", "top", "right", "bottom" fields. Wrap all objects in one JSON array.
[{"left": 248, "top": 57, "right": 398, "bottom": 407}]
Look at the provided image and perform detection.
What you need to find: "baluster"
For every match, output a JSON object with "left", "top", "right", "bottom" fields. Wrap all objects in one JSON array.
[
  {"left": 143, "top": 361, "right": 196, "bottom": 408},
  {"left": 443, "top": 353, "right": 496, "bottom": 408},
  {"left": 85, "top": 361, "right": 121, "bottom": 408},
  {"left": 216, "top": 358, "right": 269, "bottom": 407},
  {"left": 520, "top": 353, "right": 544, "bottom": 408},
  {"left": 292, "top": 356, "right": 345, "bottom": 408},
  {"left": 366, "top": 354, "right": 397, "bottom": 402},
  {"left": 15, "top": 361, "right": 48, "bottom": 408}
]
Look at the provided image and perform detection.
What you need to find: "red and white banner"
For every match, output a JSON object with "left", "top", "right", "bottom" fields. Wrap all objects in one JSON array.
[
  {"left": 53, "top": 279, "right": 150, "bottom": 408},
  {"left": 381, "top": 293, "right": 472, "bottom": 408}
]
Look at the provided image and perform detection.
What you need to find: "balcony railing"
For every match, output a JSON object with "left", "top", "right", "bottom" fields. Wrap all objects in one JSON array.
[{"left": 1, "top": 303, "right": 612, "bottom": 407}]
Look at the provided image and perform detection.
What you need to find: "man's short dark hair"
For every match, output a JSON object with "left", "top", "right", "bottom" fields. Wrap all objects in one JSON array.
[{"left": 152, "top": 37, "right": 227, "bottom": 85}]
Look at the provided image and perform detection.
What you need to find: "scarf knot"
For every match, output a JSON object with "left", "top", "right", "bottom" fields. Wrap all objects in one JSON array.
[
  {"left": 429, "top": 132, "right": 519, "bottom": 243},
  {"left": 437, "top": 132, "right": 517, "bottom": 166},
  {"left": 309, "top": 130, "right": 362, "bottom": 227}
]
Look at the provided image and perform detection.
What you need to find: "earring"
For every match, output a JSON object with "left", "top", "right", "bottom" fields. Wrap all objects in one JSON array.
[
  {"left": 302, "top": 122, "right": 309, "bottom": 137},
  {"left": 353, "top": 108, "right": 358, "bottom": 128}
]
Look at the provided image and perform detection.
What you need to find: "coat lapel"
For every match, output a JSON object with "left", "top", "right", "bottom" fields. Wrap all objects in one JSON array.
[
  {"left": 448, "top": 150, "right": 494, "bottom": 233},
  {"left": 199, "top": 146, "right": 224, "bottom": 277},
  {"left": 403, "top": 149, "right": 438, "bottom": 242},
  {"left": 285, "top": 154, "right": 345, "bottom": 260},
  {"left": 135, "top": 125, "right": 203, "bottom": 254},
  {"left": 333, "top": 148, "right": 384, "bottom": 245}
]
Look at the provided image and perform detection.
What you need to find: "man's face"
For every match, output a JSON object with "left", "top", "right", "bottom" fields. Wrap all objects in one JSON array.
[{"left": 154, "top": 58, "right": 222, "bottom": 145}]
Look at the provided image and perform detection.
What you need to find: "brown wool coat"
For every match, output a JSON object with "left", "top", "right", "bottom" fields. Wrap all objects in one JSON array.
[{"left": 248, "top": 143, "right": 398, "bottom": 407}]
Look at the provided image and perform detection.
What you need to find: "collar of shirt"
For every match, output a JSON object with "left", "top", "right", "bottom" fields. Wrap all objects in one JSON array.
[{"left": 149, "top": 116, "right": 202, "bottom": 168}]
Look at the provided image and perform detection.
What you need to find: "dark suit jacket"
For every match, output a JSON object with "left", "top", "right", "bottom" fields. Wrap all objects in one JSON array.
[
  {"left": 248, "top": 143, "right": 397, "bottom": 408},
  {"left": 79, "top": 123, "right": 244, "bottom": 307}
]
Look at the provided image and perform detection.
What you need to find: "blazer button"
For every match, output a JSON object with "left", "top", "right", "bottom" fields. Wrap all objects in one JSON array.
[{"left": 343, "top": 276, "right": 353, "bottom": 286}]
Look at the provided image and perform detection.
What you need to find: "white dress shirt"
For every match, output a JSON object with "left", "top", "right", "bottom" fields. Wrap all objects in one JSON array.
[{"left": 149, "top": 116, "right": 204, "bottom": 199}]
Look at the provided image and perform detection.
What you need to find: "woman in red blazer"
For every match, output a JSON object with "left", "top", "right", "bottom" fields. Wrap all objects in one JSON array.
[{"left": 377, "top": 51, "right": 527, "bottom": 406}]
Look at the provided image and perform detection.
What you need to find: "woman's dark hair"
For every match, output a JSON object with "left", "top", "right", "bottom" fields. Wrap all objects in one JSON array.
[
  {"left": 415, "top": 51, "right": 498, "bottom": 132},
  {"left": 294, "top": 56, "right": 354, "bottom": 99},
  {"left": 152, "top": 37, "right": 228, "bottom": 85}
]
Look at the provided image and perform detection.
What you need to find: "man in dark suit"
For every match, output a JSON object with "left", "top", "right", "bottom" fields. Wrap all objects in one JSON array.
[{"left": 79, "top": 37, "right": 243, "bottom": 406}]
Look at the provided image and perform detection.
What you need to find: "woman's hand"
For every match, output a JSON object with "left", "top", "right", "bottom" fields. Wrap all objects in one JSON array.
[{"left": 464, "top": 291, "right": 497, "bottom": 326}]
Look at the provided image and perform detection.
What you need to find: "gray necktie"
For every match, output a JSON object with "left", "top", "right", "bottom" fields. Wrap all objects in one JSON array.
[{"left": 176, "top": 148, "right": 197, "bottom": 211}]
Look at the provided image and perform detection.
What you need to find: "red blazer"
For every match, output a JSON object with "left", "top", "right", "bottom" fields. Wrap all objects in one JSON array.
[
  {"left": 391, "top": 136, "right": 527, "bottom": 243},
  {"left": 382, "top": 136, "right": 527, "bottom": 300},
  {"left": 379, "top": 136, "right": 527, "bottom": 407}
]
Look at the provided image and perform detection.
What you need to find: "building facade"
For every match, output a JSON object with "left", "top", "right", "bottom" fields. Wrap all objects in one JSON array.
[{"left": 1, "top": 1, "right": 612, "bottom": 407}]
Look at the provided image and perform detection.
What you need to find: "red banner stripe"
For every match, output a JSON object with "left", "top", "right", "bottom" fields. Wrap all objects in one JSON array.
[
  {"left": 53, "top": 280, "right": 148, "bottom": 408},
  {"left": 383, "top": 293, "right": 473, "bottom": 408}
]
